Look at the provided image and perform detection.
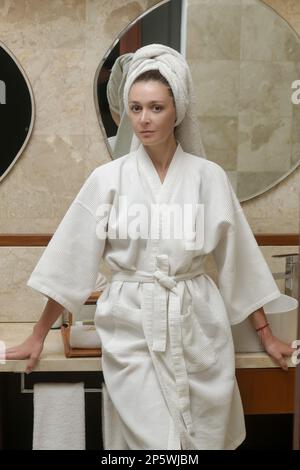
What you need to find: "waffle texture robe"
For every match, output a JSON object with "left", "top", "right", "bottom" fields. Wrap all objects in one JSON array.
[{"left": 27, "top": 142, "right": 284, "bottom": 450}]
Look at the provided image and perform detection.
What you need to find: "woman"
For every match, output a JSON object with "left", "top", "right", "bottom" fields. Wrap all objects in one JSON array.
[{"left": 6, "top": 44, "right": 296, "bottom": 450}]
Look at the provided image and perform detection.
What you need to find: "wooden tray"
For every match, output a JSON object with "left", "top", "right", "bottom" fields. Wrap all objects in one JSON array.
[{"left": 61, "top": 323, "right": 102, "bottom": 358}]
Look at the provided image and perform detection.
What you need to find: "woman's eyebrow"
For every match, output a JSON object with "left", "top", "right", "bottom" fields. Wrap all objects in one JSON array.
[{"left": 129, "top": 100, "right": 165, "bottom": 104}]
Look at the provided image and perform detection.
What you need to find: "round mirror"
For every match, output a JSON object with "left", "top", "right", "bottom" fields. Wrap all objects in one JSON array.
[
  {"left": 95, "top": 0, "right": 300, "bottom": 201},
  {"left": 0, "top": 41, "right": 35, "bottom": 182}
]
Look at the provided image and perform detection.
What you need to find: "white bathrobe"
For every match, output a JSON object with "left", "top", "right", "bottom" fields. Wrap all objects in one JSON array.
[{"left": 27, "top": 142, "right": 283, "bottom": 450}]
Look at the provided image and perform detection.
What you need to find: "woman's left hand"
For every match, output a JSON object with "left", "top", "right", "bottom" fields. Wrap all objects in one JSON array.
[{"left": 259, "top": 328, "right": 296, "bottom": 371}]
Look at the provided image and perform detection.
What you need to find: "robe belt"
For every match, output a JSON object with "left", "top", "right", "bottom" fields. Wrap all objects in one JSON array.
[
  {"left": 109, "top": 256, "right": 206, "bottom": 352},
  {"left": 109, "top": 254, "right": 206, "bottom": 437}
]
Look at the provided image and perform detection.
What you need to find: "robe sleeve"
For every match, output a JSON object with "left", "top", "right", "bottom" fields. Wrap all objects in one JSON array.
[
  {"left": 26, "top": 168, "right": 106, "bottom": 317},
  {"left": 212, "top": 168, "right": 297, "bottom": 325}
]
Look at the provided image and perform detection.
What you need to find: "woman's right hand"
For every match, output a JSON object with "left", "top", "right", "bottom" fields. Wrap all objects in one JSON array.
[
  {"left": 4, "top": 298, "right": 64, "bottom": 373},
  {"left": 5, "top": 331, "right": 45, "bottom": 374}
]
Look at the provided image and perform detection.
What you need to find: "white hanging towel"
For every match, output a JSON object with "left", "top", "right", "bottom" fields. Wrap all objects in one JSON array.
[{"left": 32, "top": 382, "right": 85, "bottom": 450}]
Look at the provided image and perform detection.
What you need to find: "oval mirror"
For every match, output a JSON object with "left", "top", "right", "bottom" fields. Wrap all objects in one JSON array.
[
  {"left": 95, "top": 0, "right": 300, "bottom": 202},
  {"left": 0, "top": 41, "right": 35, "bottom": 182}
]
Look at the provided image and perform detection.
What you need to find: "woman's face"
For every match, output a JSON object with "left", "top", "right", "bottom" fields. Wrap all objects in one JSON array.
[{"left": 128, "top": 80, "right": 177, "bottom": 146}]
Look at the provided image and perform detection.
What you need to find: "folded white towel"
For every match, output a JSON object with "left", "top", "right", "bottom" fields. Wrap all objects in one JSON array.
[
  {"left": 32, "top": 382, "right": 85, "bottom": 450},
  {"left": 69, "top": 324, "right": 101, "bottom": 348}
]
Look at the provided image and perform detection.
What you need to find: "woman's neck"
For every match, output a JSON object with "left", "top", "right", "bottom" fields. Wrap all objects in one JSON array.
[{"left": 144, "top": 137, "right": 178, "bottom": 172}]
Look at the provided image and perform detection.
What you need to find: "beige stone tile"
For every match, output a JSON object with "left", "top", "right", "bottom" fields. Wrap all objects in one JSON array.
[
  {"left": 190, "top": 59, "right": 240, "bottom": 116},
  {"left": 292, "top": 103, "right": 300, "bottom": 142},
  {"left": 84, "top": 136, "right": 112, "bottom": 178},
  {"left": 263, "top": 0, "right": 300, "bottom": 18},
  {"left": 0, "top": 0, "right": 85, "bottom": 49},
  {"left": 188, "top": 0, "right": 241, "bottom": 4},
  {"left": 0, "top": 244, "right": 109, "bottom": 322},
  {"left": 28, "top": 49, "right": 87, "bottom": 135},
  {"left": 291, "top": 142, "right": 300, "bottom": 166},
  {"left": 145, "top": 0, "right": 161, "bottom": 8},
  {"left": 0, "top": 135, "right": 92, "bottom": 230},
  {"left": 198, "top": 116, "right": 238, "bottom": 170},
  {"left": 0, "top": 247, "right": 47, "bottom": 322},
  {"left": 239, "top": 61, "right": 295, "bottom": 117},
  {"left": 241, "top": 167, "right": 300, "bottom": 232},
  {"left": 86, "top": 0, "right": 145, "bottom": 29},
  {"left": 238, "top": 113, "right": 292, "bottom": 172},
  {"left": 291, "top": 104, "right": 300, "bottom": 167},
  {"left": 85, "top": 0, "right": 161, "bottom": 54},
  {"left": 186, "top": 3, "right": 241, "bottom": 60},
  {"left": 290, "top": 15, "right": 300, "bottom": 32},
  {"left": 241, "top": 2, "right": 300, "bottom": 62},
  {"left": 0, "top": 0, "right": 85, "bottom": 24},
  {"left": 237, "top": 171, "right": 288, "bottom": 200},
  {"left": 0, "top": 218, "right": 60, "bottom": 233},
  {"left": 3, "top": 48, "right": 88, "bottom": 136}
]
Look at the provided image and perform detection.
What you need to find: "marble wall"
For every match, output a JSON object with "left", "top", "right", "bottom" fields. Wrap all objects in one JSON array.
[
  {"left": 0, "top": 0, "right": 299, "bottom": 321},
  {"left": 186, "top": 0, "right": 300, "bottom": 200}
]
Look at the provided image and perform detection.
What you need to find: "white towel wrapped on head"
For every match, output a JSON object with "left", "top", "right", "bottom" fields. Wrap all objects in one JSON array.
[{"left": 122, "top": 43, "right": 207, "bottom": 158}]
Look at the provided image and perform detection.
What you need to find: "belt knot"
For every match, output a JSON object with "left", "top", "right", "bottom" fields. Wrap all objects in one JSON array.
[{"left": 153, "top": 270, "right": 177, "bottom": 292}]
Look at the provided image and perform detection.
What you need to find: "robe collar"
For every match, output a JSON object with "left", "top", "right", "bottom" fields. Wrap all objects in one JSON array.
[{"left": 135, "top": 141, "right": 186, "bottom": 204}]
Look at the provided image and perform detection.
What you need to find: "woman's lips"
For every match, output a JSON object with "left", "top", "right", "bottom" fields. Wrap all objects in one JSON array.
[{"left": 140, "top": 131, "right": 155, "bottom": 135}]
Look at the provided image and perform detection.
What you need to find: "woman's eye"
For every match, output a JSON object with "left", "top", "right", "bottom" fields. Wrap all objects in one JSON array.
[{"left": 130, "top": 105, "right": 162, "bottom": 112}]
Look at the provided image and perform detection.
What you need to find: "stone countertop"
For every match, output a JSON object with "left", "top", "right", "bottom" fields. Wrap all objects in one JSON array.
[{"left": 0, "top": 323, "right": 295, "bottom": 372}]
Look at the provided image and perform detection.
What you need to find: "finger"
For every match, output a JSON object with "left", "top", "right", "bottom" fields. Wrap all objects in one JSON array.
[
  {"left": 277, "top": 355, "right": 288, "bottom": 371},
  {"left": 26, "top": 355, "right": 38, "bottom": 374},
  {"left": 5, "top": 350, "right": 24, "bottom": 360},
  {"left": 4, "top": 346, "right": 17, "bottom": 353},
  {"left": 270, "top": 350, "right": 288, "bottom": 371}
]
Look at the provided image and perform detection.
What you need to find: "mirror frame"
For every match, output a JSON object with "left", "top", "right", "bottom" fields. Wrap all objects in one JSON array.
[{"left": 0, "top": 40, "right": 35, "bottom": 183}]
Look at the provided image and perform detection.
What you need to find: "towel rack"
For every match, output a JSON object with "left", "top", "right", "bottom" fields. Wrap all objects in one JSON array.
[{"left": 20, "top": 373, "right": 103, "bottom": 394}]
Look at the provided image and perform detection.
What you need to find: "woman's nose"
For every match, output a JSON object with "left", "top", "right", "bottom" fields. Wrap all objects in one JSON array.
[{"left": 140, "top": 109, "right": 150, "bottom": 123}]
